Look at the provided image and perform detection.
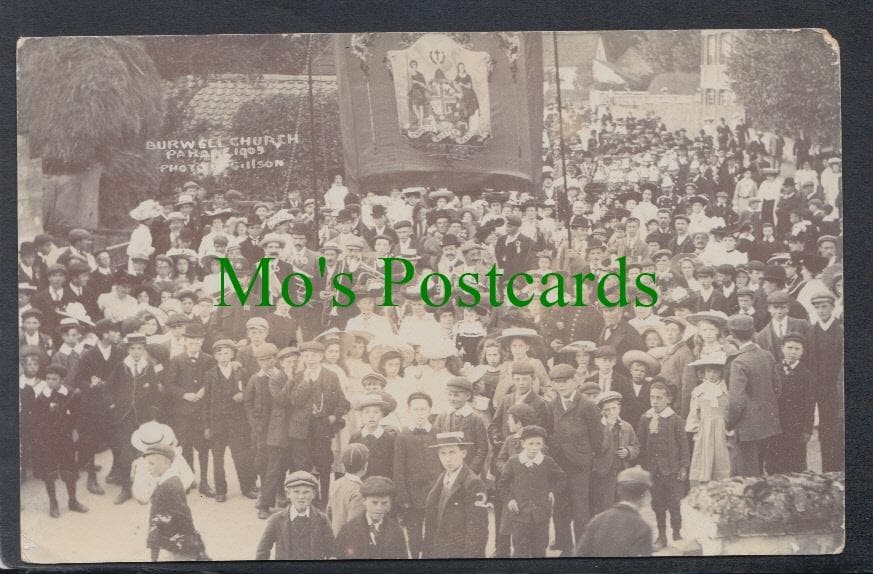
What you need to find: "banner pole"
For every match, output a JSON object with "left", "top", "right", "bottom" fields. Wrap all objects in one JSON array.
[{"left": 552, "top": 32, "right": 572, "bottom": 249}]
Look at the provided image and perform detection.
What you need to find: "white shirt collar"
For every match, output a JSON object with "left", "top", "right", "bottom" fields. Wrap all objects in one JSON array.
[
  {"left": 561, "top": 391, "right": 577, "bottom": 408},
  {"left": 218, "top": 363, "right": 234, "bottom": 378},
  {"left": 289, "top": 506, "right": 311, "bottom": 521},
  {"left": 443, "top": 467, "right": 461, "bottom": 488},
  {"left": 19, "top": 375, "right": 38, "bottom": 390},
  {"left": 361, "top": 425, "right": 385, "bottom": 439},
  {"left": 515, "top": 390, "right": 532, "bottom": 404},
  {"left": 43, "top": 384, "right": 69, "bottom": 398},
  {"left": 453, "top": 404, "right": 474, "bottom": 417},
  {"left": 124, "top": 355, "right": 147, "bottom": 372},
  {"left": 24, "top": 331, "right": 40, "bottom": 345},
  {"left": 408, "top": 422, "right": 433, "bottom": 432},
  {"left": 157, "top": 467, "right": 176, "bottom": 485},
  {"left": 344, "top": 473, "right": 363, "bottom": 485},
  {"left": 518, "top": 451, "right": 545, "bottom": 466},
  {"left": 817, "top": 315, "right": 836, "bottom": 330},
  {"left": 649, "top": 406, "right": 675, "bottom": 419}
]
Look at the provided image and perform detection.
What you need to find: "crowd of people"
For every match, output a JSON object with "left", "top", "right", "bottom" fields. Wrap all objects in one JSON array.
[{"left": 18, "top": 106, "right": 844, "bottom": 560}]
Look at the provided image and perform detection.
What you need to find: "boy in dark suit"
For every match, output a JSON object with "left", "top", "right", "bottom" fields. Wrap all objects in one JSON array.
[
  {"left": 31, "top": 364, "right": 89, "bottom": 518},
  {"left": 255, "top": 470, "right": 335, "bottom": 560},
  {"left": 591, "top": 391, "right": 640, "bottom": 515},
  {"left": 422, "top": 432, "right": 489, "bottom": 558},
  {"left": 393, "top": 392, "right": 442, "bottom": 559},
  {"left": 336, "top": 476, "right": 409, "bottom": 559},
  {"left": 433, "top": 376, "right": 489, "bottom": 476},
  {"left": 548, "top": 363, "right": 604, "bottom": 555},
  {"left": 637, "top": 381, "right": 689, "bottom": 550},
  {"left": 165, "top": 322, "right": 216, "bottom": 497},
  {"left": 497, "top": 425, "right": 565, "bottom": 558},
  {"left": 616, "top": 350, "right": 659, "bottom": 429},
  {"left": 768, "top": 334, "right": 815, "bottom": 474},
  {"left": 203, "top": 339, "right": 258, "bottom": 502},
  {"left": 143, "top": 444, "right": 207, "bottom": 561},
  {"left": 350, "top": 394, "right": 397, "bottom": 479},
  {"left": 489, "top": 361, "right": 552, "bottom": 450},
  {"left": 576, "top": 467, "right": 654, "bottom": 557}
]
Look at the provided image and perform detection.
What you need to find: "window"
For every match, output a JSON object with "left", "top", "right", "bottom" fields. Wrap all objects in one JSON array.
[
  {"left": 720, "top": 32, "right": 732, "bottom": 64},
  {"left": 706, "top": 89, "right": 716, "bottom": 105},
  {"left": 718, "top": 89, "right": 727, "bottom": 105},
  {"left": 706, "top": 35, "right": 717, "bottom": 65}
]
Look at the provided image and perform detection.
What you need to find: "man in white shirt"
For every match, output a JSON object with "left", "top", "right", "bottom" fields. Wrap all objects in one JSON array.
[{"left": 346, "top": 290, "right": 394, "bottom": 340}]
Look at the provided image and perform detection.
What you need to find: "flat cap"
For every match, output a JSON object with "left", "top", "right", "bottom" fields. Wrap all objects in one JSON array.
[
  {"left": 211, "top": 339, "right": 236, "bottom": 352},
  {"left": 246, "top": 317, "right": 269, "bottom": 331},
  {"left": 277, "top": 346, "right": 300, "bottom": 361},
  {"left": 361, "top": 371, "right": 388, "bottom": 388},
  {"left": 519, "top": 425, "right": 548, "bottom": 441},
  {"left": 44, "top": 364, "right": 68, "bottom": 378},
  {"left": 446, "top": 376, "right": 473, "bottom": 393},
  {"left": 183, "top": 322, "right": 206, "bottom": 338},
  {"left": 736, "top": 287, "right": 757, "bottom": 298},
  {"left": 766, "top": 290, "right": 791, "bottom": 305},
  {"left": 20, "top": 345, "right": 43, "bottom": 359},
  {"left": 727, "top": 314, "right": 755, "bottom": 333},
  {"left": 253, "top": 343, "right": 279, "bottom": 360},
  {"left": 596, "top": 390, "right": 624, "bottom": 407},
  {"left": 505, "top": 214, "right": 522, "bottom": 227},
  {"left": 511, "top": 361, "right": 536, "bottom": 376},
  {"left": 617, "top": 466, "right": 652, "bottom": 487},
  {"left": 166, "top": 313, "right": 190, "bottom": 327},
  {"left": 579, "top": 381, "right": 602, "bottom": 394},
  {"left": 284, "top": 470, "right": 319, "bottom": 489},
  {"left": 549, "top": 363, "right": 576, "bottom": 381},
  {"left": 356, "top": 393, "right": 391, "bottom": 412},
  {"left": 68, "top": 228, "right": 92, "bottom": 242},
  {"left": 810, "top": 290, "right": 836, "bottom": 305},
  {"left": 360, "top": 476, "right": 396, "bottom": 498},
  {"left": 299, "top": 340, "right": 326, "bottom": 353}
]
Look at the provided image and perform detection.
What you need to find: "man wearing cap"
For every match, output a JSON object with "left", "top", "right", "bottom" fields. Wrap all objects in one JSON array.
[
  {"left": 422, "top": 432, "right": 489, "bottom": 558},
  {"left": 432, "top": 377, "right": 489, "bottom": 476},
  {"left": 807, "top": 290, "right": 844, "bottom": 472},
  {"left": 768, "top": 333, "right": 816, "bottom": 474},
  {"left": 336, "top": 476, "right": 409, "bottom": 558},
  {"left": 255, "top": 470, "right": 335, "bottom": 559},
  {"left": 56, "top": 228, "right": 97, "bottom": 271},
  {"left": 19, "top": 241, "right": 46, "bottom": 290},
  {"left": 165, "top": 322, "right": 217, "bottom": 497},
  {"left": 754, "top": 290, "right": 810, "bottom": 363},
  {"left": 143, "top": 444, "right": 207, "bottom": 561},
  {"left": 31, "top": 263, "right": 72, "bottom": 339},
  {"left": 548, "top": 362, "right": 604, "bottom": 555},
  {"left": 73, "top": 318, "right": 124, "bottom": 494},
  {"left": 204, "top": 339, "right": 258, "bottom": 502},
  {"left": 576, "top": 467, "right": 654, "bottom": 557},
  {"left": 724, "top": 314, "right": 781, "bottom": 477},
  {"left": 495, "top": 214, "right": 537, "bottom": 280},
  {"left": 107, "top": 333, "right": 165, "bottom": 504}
]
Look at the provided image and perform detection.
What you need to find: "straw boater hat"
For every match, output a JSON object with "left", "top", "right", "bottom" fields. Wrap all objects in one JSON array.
[
  {"left": 58, "top": 302, "right": 95, "bottom": 327},
  {"left": 131, "top": 420, "right": 178, "bottom": 452},
  {"left": 622, "top": 350, "right": 661, "bottom": 375},
  {"left": 688, "top": 352, "right": 728, "bottom": 368},
  {"left": 428, "top": 431, "right": 472, "bottom": 449},
  {"left": 496, "top": 327, "right": 543, "bottom": 345},
  {"left": 686, "top": 310, "right": 729, "bottom": 329}
]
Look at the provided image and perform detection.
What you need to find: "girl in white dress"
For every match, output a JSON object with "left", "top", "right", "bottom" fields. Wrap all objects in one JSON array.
[{"left": 685, "top": 353, "right": 733, "bottom": 484}]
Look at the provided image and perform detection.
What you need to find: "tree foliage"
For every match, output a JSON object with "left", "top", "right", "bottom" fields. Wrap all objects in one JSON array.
[
  {"left": 18, "top": 37, "right": 165, "bottom": 170},
  {"left": 727, "top": 30, "right": 840, "bottom": 144},
  {"left": 639, "top": 30, "right": 702, "bottom": 74}
]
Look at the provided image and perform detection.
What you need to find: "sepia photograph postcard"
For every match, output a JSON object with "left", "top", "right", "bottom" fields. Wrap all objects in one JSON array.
[{"left": 14, "top": 28, "right": 845, "bottom": 564}]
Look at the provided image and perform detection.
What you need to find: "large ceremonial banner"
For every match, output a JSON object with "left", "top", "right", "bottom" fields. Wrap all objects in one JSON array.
[{"left": 335, "top": 32, "right": 543, "bottom": 194}]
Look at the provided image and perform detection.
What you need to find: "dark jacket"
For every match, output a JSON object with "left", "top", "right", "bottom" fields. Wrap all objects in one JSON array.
[
  {"left": 107, "top": 358, "right": 164, "bottom": 425},
  {"left": 350, "top": 427, "right": 397, "bottom": 479},
  {"left": 244, "top": 369, "right": 286, "bottom": 445},
  {"left": 754, "top": 317, "right": 810, "bottom": 363},
  {"left": 433, "top": 407, "right": 489, "bottom": 475},
  {"left": 496, "top": 453, "right": 565, "bottom": 524},
  {"left": 164, "top": 352, "right": 216, "bottom": 419},
  {"left": 393, "top": 427, "right": 443, "bottom": 510},
  {"left": 611, "top": 377, "right": 651, "bottom": 431},
  {"left": 776, "top": 362, "right": 815, "bottom": 437},
  {"left": 255, "top": 507, "right": 335, "bottom": 560},
  {"left": 30, "top": 385, "right": 79, "bottom": 478},
  {"left": 576, "top": 502, "right": 652, "bottom": 557},
  {"left": 490, "top": 391, "right": 552, "bottom": 447},
  {"left": 304, "top": 367, "right": 350, "bottom": 440},
  {"left": 335, "top": 513, "right": 409, "bottom": 559},
  {"left": 147, "top": 475, "right": 204, "bottom": 559},
  {"left": 637, "top": 409, "right": 690, "bottom": 476},
  {"left": 548, "top": 392, "right": 604, "bottom": 472},
  {"left": 203, "top": 363, "right": 250, "bottom": 436},
  {"left": 726, "top": 342, "right": 782, "bottom": 442},
  {"left": 422, "top": 464, "right": 489, "bottom": 558},
  {"left": 599, "top": 321, "right": 646, "bottom": 373}
]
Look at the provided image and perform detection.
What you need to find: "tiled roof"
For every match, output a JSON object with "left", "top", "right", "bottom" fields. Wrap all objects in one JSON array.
[
  {"left": 648, "top": 72, "right": 701, "bottom": 95},
  {"left": 167, "top": 74, "right": 337, "bottom": 132}
]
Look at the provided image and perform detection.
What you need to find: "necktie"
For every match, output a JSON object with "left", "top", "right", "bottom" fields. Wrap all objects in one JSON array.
[
  {"left": 369, "top": 522, "right": 380, "bottom": 543},
  {"left": 775, "top": 322, "right": 783, "bottom": 338}
]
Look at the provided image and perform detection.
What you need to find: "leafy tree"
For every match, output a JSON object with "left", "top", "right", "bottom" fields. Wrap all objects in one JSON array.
[
  {"left": 727, "top": 29, "right": 840, "bottom": 144},
  {"left": 639, "top": 30, "right": 702, "bottom": 74}
]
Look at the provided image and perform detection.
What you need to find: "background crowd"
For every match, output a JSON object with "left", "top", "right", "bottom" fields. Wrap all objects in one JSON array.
[{"left": 18, "top": 105, "right": 844, "bottom": 559}]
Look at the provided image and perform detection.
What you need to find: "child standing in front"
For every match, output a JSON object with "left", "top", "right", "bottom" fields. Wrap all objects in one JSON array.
[
  {"left": 684, "top": 353, "right": 732, "bottom": 485},
  {"left": 637, "top": 381, "right": 689, "bottom": 550},
  {"left": 591, "top": 391, "right": 640, "bottom": 515},
  {"left": 496, "top": 425, "right": 565, "bottom": 558}
]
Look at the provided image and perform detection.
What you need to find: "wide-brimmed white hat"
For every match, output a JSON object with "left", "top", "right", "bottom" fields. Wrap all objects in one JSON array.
[
  {"left": 129, "top": 199, "right": 163, "bottom": 222},
  {"left": 689, "top": 352, "right": 728, "bottom": 368},
  {"left": 131, "top": 421, "right": 178, "bottom": 452}
]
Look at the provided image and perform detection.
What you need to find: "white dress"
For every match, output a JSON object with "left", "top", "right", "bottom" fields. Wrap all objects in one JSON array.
[{"left": 685, "top": 380, "right": 732, "bottom": 482}]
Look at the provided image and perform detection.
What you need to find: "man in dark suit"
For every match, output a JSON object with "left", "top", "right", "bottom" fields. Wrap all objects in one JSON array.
[
  {"left": 31, "top": 264, "right": 73, "bottom": 341},
  {"left": 489, "top": 361, "right": 552, "bottom": 448},
  {"left": 576, "top": 467, "right": 653, "bottom": 557},
  {"left": 164, "top": 322, "right": 216, "bottom": 497},
  {"left": 494, "top": 215, "right": 536, "bottom": 279},
  {"left": 299, "top": 340, "right": 350, "bottom": 508},
  {"left": 336, "top": 476, "right": 409, "bottom": 559},
  {"left": 725, "top": 314, "right": 782, "bottom": 477},
  {"left": 768, "top": 334, "right": 816, "bottom": 474},
  {"left": 72, "top": 318, "right": 124, "bottom": 495},
  {"left": 143, "top": 444, "right": 207, "bottom": 561},
  {"left": 754, "top": 290, "right": 810, "bottom": 363},
  {"left": 422, "top": 432, "right": 489, "bottom": 558},
  {"left": 547, "top": 363, "right": 604, "bottom": 555},
  {"left": 668, "top": 215, "right": 694, "bottom": 255},
  {"left": 694, "top": 266, "right": 730, "bottom": 313},
  {"left": 614, "top": 350, "right": 660, "bottom": 430},
  {"left": 807, "top": 291, "right": 844, "bottom": 472},
  {"left": 598, "top": 306, "right": 645, "bottom": 377},
  {"left": 18, "top": 241, "right": 46, "bottom": 290}
]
